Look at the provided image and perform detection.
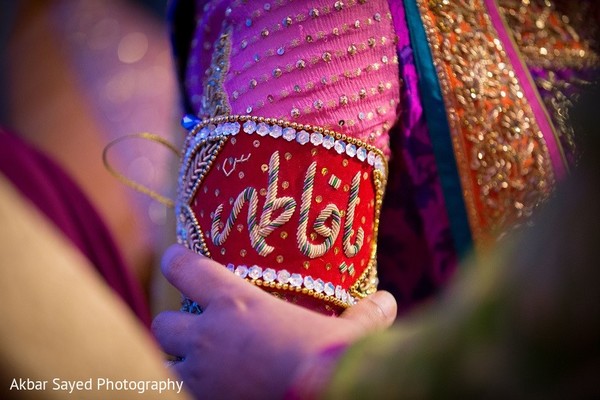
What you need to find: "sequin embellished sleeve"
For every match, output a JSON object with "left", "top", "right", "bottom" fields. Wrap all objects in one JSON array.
[
  {"left": 185, "top": 0, "right": 400, "bottom": 156},
  {"left": 173, "top": 0, "right": 401, "bottom": 315}
]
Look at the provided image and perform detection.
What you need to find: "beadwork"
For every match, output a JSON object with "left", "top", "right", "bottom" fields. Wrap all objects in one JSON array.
[
  {"left": 177, "top": 113, "right": 386, "bottom": 312},
  {"left": 225, "top": 262, "right": 358, "bottom": 308},
  {"left": 418, "top": 0, "right": 557, "bottom": 245},
  {"left": 180, "top": 0, "right": 398, "bottom": 314},
  {"left": 182, "top": 114, "right": 387, "bottom": 174},
  {"left": 498, "top": 0, "right": 599, "bottom": 166},
  {"left": 186, "top": 0, "right": 400, "bottom": 159}
]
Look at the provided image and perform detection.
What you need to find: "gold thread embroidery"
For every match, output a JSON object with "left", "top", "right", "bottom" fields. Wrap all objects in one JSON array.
[
  {"left": 211, "top": 151, "right": 297, "bottom": 257},
  {"left": 342, "top": 171, "right": 364, "bottom": 257},
  {"left": 178, "top": 114, "right": 387, "bottom": 306},
  {"left": 498, "top": 0, "right": 599, "bottom": 70},
  {"left": 201, "top": 28, "right": 233, "bottom": 118},
  {"left": 297, "top": 161, "right": 342, "bottom": 258},
  {"left": 498, "top": 0, "right": 599, "bottom": 166},
  {"left": 418, "top": 0, "right": 555, "bottom": 245}
]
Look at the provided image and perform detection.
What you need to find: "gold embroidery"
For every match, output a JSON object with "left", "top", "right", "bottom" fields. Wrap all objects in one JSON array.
[
  {"left": 179, "top": 204, "right": 211, "bottom": 257},
  {"left": 498, "top": 0, "right": 599, "bottom": 165},
  {"left": 200, "top": 28, "right": 233, "bottom": 118},
  {"left": 498, "top": 0, "right": 598, "bottom": 70},
  {"left": 297, "top": 161, "right": 343, "bottom": 258},
  {"left": 178, "top": 114, "right": 387, "bottom": 310},
  {"left": 211, "top": 152, "right": 297, "bottom": 257},
  {"left": 418, "top": 0, "right": 555, "bottom": 245},
  {"left": 342, "top": 172, "right": 364, "bottom": 257}
]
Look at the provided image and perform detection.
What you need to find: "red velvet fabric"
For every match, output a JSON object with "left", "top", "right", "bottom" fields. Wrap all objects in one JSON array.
[{"left": 189, "top": 132, "right": 379, "bottom": 314}]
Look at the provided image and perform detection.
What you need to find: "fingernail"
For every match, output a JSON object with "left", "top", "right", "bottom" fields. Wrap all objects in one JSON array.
[{"left": 370, "top": 291, "right": 397, "bottom": 320}]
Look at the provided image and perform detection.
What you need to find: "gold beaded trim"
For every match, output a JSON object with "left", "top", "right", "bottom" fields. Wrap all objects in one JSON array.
[
  {"left": 187, "top": 114, "right": 388, "bottom": 171},
  {"left": 418, "top": 0, "right": 556, "bottom": 246},
  {"left": 498, "top": 0, "right": 599, "bottom": 70},
  {"left": 253, "top": 279, "right": 352, "bottom": 309},
  {"left": 177, "top": 113, "right": 387, "bottom": 304}
]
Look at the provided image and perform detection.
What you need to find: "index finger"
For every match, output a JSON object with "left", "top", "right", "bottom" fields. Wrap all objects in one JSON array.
[{"left": 161, "top": 244, "right": 250, "bottom": 307}]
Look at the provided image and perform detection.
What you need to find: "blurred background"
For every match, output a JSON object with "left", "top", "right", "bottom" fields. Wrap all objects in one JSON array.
[{"left": 0, "top": 0, "right": 182, "bottom": 315}]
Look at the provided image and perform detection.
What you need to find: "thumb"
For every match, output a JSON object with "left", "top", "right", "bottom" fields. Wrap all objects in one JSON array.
[{"left": 340, "top": 291, "right": 397, "bottom": 333}]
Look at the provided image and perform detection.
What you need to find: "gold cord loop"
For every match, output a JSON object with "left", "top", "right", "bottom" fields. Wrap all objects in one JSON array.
[{"left": 102, "top": 133, "right": 179, "bottom": 208}]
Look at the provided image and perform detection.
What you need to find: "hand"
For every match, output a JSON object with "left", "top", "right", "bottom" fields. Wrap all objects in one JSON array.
[{"left": 152, "top": 245, "right": 397, "bottom": 399}]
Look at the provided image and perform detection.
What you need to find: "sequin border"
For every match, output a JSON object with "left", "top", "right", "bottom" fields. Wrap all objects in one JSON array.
[
  {"left": 417, "top": 0, "right": 556, "bottom": 245},
  {"left": 177, "top": 114, "right": 387, "bottom": 305}
]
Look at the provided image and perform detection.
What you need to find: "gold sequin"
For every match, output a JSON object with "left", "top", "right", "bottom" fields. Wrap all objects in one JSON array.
[
  {"left": 418, "top": 0, "right": 556, "bottom": 245},
  {"left": 498, "top": 0, "right": 598, "bottom": 165},
  {"left": 498, "top": 0, "right": 598, "bottom": 70},
  {"left": 200, "top": 30, "right": 232, "bottom": 118}
]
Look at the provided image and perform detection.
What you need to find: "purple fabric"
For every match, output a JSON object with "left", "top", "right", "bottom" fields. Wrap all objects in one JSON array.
[
  {"left": 377, "top": 2, "right": 457, "bottom": 313},
  {"left": 0, "top": 128, "right": 151, "bottom": 327}
]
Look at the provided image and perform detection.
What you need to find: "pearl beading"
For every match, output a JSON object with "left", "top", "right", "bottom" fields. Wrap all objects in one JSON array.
[
  {"left": 226, "top": 263, "right": 358, "bottom": 308},
  {"left": 182, "top": 114, "right": 388, "bottom": 174}
]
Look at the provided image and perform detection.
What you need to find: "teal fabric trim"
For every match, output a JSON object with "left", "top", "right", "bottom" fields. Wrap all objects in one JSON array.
[{"left": 403, "top": 0, "right": 472, "bottom": 258}]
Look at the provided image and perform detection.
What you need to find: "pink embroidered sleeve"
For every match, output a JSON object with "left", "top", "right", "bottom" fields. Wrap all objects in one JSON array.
[
  {"left": 185, "top": 0, "right": 400, "bottom": 156},
  {"left": 176, "top": 0, "right": 400, "bottom": 315}
]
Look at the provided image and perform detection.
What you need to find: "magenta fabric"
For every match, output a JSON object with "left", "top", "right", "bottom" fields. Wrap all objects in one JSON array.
[
  {"left": 184, "top": 0, "right": 401, "bottom": 156},
  {"left": 0, "top": 128, "right": 151, "bottom": 327}
]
